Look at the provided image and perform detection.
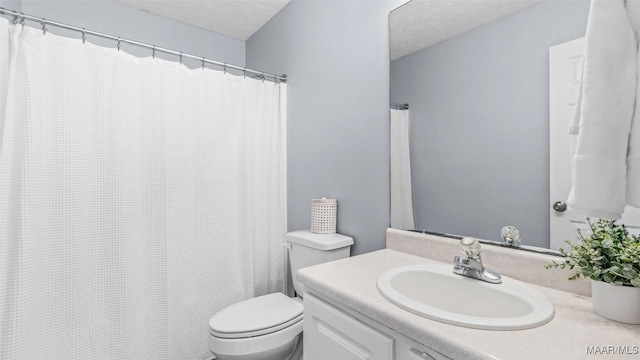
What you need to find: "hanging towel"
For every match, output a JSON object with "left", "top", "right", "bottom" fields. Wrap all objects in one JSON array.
[
  {"left": 627, "top": 0, "right": 640, "bottom": 208},
  {"left": 567, "top": 0, "right": 639, "bottom": 219}
]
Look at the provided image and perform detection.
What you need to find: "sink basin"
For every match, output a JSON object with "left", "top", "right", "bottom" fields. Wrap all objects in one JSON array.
[{"left": 377, "top": 265, "right": 554, "bottom": 330}]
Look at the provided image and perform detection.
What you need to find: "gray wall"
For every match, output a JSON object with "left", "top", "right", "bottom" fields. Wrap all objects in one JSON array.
[
  {"left": 390, "top": 1, "right": 590, "bottom": 248},
  {"left": 1, "top": 0, "right": 21, "bottom": 12},
  {"left": 247, "top": 0, "right": 403, "bottom": 255},
  {"left": 4, "top": 0, "right": 244, "bottom": 67}
]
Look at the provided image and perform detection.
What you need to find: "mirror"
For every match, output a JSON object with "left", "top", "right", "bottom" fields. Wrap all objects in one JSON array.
[{"left": 389, "top": 0, "right": 590, "bottom": 249}]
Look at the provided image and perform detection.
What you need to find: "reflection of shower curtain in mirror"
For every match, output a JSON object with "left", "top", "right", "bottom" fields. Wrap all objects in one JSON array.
[
  {"left": 0, "top": 18, "right": 286, "bottom": 360},
  {"left": 390, "top": 109, "right": 415, "bottom": 229}
]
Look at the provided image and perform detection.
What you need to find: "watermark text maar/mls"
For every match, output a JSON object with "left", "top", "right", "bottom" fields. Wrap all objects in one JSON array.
[{"left": 586, "top": 345, "right": 639, "bottom": 356}]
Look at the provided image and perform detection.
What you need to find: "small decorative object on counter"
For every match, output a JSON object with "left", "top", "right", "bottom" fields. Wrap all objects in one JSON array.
[
  {"left": 311, "top": 197, "right": 337, "bottom": 234},
  {"left": 500, "top": 225, "right": 521, "bottom": 247},
  {"left": 546, "top": 218, "right": 640, "bottom": 324}
]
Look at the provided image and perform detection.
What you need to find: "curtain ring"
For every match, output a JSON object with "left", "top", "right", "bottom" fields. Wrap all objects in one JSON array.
[
  {"left": 11, "top": 15, "right": 18, "bottom": 25},
  {"left": 117, "top": 37, "right": 121, "bottom": 51},
  {"left": 179, "top": 52, "right": 183, "bottom": 65},
  {"left": 201, "top": 57, "right": 205, "bottom": 70},
  {"left": 261, "top": 72, "right": 265, "bottom": 83},
  {"left": 152, "top": 45, "right": 156, "bottom": 59},
  {"left": 41, "top": 18, "right": 47, "bottom": 35},
  {"left": 19, "top": 14, "right": 25, "bottom": 26},
  {"left": 82, "top": 29, "right": 86, "bottom": 44},
  {"left": 223, "top": 62, "right": 227, "bottom": 74},
  {"left": 243, "top": 67, "right": 247, "bottom": 78}
]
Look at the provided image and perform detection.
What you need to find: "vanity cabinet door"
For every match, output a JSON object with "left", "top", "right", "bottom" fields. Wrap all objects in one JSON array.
[{"left": 304, "top": 293, "right": 394, "bottom": 360}]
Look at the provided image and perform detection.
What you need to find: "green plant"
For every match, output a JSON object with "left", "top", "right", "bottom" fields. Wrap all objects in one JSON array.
[{"left": 545, "top": 218, "right": 640, "bottom": 287}]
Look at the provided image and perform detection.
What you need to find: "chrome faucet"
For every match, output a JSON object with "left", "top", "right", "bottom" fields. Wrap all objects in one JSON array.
[{"left": 453, "top": 237, "right": 502, "bottom": 284}]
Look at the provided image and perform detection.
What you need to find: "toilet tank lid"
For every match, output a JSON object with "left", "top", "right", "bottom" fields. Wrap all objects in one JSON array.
[{"left": 286, "top": 230, "right": 353, "bottom": 250}]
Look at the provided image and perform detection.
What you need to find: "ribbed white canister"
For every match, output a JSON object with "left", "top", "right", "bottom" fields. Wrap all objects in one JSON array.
[{"left": 310, "top": 197, "right": 337, "bottom": 234}]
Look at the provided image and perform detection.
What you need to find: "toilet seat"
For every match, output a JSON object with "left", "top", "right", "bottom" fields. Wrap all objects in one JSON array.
[
  {"left": 208, "top": 317, "right": 303, "bottom": 359},
  {"left": 209, "top": 293, "right": 303, "bottom": 339}
]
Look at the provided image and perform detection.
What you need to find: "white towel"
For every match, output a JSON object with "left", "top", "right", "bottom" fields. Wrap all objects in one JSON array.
[
  {"left": 567, "top": 0, "right": 638, "bottom": 219},
  {"left": 627, "top": 0, "right": 640, "bottom": 208}
]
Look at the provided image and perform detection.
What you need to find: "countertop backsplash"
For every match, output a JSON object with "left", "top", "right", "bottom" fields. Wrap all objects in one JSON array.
[{"left": 386, "top": 228, "right": 591, "bottom": 297}]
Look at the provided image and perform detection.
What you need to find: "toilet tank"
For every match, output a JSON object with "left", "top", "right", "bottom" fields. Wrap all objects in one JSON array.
[{"left": 286, "top": 230, "right": 353, "bottom": 297}]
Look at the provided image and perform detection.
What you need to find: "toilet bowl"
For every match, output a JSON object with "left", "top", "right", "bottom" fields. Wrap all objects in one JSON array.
[
  {"left": 208, "top": 231, "right": 353, "bottom": 360},
  {"left": 208, "top": 293, "right": 303, "bottom": 360}
]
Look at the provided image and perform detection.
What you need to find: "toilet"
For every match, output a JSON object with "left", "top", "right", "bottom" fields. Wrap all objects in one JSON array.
[{"left": 208, "top": 230, "right": 353, "bottom": 360}]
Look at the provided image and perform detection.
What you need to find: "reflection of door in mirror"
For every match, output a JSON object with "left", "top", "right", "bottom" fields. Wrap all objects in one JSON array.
[
  {"left": 549, "top": 37, "right": 586, "bottom": 251},
  {"left": 550, "top": 39, "right": 640, "bottom": 251}
]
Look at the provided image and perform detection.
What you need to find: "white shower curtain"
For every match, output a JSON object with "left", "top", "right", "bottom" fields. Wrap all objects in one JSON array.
[
  {"left": 390, "top": 109, "right": 415, "bottom": 229},
  {"left": 0, "top": 18, "right": 286, "bottom": 360}
]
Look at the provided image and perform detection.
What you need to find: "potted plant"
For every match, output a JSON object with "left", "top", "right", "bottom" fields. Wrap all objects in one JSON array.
[{"left": 546, "top": 218, "right": 640, "bottom": 324}]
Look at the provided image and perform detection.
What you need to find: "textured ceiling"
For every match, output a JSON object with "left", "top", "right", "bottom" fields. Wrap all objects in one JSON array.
[
  {"left": 390, "top": 0, "right": 542, "bottom": 61},
  {"left": 115, "top": 0, "right": 541, "bottom": 59},
  {"left": 115, "top": 0, "right": 290, "bottom": 41}
]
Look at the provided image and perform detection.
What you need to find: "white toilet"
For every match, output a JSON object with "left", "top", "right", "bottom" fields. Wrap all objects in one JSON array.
[{"left": 208, "top": 230, "right": 353, "bottom": 360}]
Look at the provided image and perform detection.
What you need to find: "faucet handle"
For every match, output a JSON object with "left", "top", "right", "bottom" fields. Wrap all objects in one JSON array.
[
  {"left": 460, "top": 237, "right": 481, "bottom": 258},
  {"left": 500, "top": 225, "right": 521, "bottom": 247}
]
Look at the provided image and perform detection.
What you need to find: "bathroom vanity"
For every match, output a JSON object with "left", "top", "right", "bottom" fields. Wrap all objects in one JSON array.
[
  {"left": 304, "top": 292, "right": 448, "bottom": 359},
  {"left": 297, "top": 229, "right": 640, "bottom": 360}
]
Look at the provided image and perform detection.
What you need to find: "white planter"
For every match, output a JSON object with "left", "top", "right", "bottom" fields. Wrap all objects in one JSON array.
[{"left": 591, "top": 280, "right": 640, "bottom": 324}]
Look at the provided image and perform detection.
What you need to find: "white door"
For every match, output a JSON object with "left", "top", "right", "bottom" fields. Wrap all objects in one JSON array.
[{"left": 549, "top": 37, "right": 640, "bottom": 251}]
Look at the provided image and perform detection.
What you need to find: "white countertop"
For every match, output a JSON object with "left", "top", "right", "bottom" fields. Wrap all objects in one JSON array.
[{"left": 297, "top": 249, "right": 640, "bottom": 360}]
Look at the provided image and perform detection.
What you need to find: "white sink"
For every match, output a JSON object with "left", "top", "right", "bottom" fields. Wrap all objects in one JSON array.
[{"left": 377, "top": 264, "right": 554, "bottom": 330}]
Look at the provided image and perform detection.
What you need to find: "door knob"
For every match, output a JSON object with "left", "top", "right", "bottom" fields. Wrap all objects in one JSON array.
[{"left": 553, "top": 201, "right": 567, "bottom": 212}]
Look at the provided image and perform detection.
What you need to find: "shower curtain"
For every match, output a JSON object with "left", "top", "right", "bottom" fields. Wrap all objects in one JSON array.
[
  {"left": 390, "top": 109, "right": 415, "bottom": 229},
  {"left": 0, "top": 18, "right": 286, "bottom": 360}
]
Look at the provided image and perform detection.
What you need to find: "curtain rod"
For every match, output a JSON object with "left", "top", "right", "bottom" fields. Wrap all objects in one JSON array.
[
  {"left": 391, "top": 102, "right": 409, "bottom": 110},
  {"left": 0, "top": 7, "right": 287, "bottom": 83}
]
